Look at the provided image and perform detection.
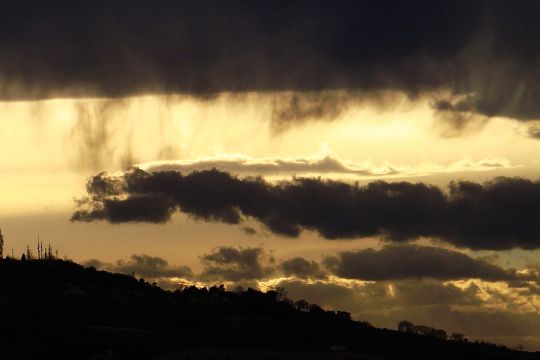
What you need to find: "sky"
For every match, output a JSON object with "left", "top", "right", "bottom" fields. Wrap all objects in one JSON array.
[{"left": 3, "top": 0, "right": 540, "bottom": 351}]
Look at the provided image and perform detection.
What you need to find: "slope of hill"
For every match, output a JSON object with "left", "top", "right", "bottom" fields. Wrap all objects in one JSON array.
[{"left": 0, "top": 258, "right": 536, "bottom": 359}]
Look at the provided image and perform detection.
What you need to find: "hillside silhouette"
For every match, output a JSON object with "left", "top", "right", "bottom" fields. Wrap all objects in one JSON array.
[{"left": 0, "top": 258, "right": 536, "bottom": 359}]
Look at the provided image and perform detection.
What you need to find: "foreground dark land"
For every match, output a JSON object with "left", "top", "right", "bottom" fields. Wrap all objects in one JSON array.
[{"left": 0, "top": 259, "right": 536, "bottom": 359}]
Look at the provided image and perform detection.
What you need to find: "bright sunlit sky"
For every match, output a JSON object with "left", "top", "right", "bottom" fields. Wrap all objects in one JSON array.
[
  {"left": 4, "top": 1, "right": 540, "bottom": 350},
  {"left": 1, "top": 93, "right": 539, "bottom": 278}
]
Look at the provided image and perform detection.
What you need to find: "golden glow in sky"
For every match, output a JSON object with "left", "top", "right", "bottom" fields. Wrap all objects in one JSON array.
[
  {"left": 3, "top": 91, "right": 540, "bottom": 350},
  {"left": 1, "top": 91, "right": 539, "bottom": 217}
]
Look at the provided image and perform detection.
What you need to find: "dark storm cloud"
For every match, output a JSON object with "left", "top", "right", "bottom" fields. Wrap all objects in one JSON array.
[
  {"left": 72, "top": 193, "right": 175, "bottom": 224},
  {"left": 324, "top": 245, "right": 515, "bottom": 281},
  {"left": 3, "top": 1, "right": 540, "bottom": 122},
  {"left": 72, "top": 169, "right": 540, "bottom": 250},
  {"left": 281, "top": 257, "right": 327, "bottom": 280},
  {"left": 199, "top": 246, "right": 275, "bottom": 282},
  {"left": 114, "top": 254, "right": 193, "bottom": 278},
  {"left": 270, "top": 92, "right": 353, "bottom": 132},
  {"left": 389, "top": 280, "right": 484, "bottom": 308},
  {"left": 83, "top": 254, "right": 193, "bottom": 279}
]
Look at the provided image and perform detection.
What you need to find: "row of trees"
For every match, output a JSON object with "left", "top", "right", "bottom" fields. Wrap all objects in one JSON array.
[
  {"left": 292, "top": 299, "right": 352, "bottom": 321},
  {"left": 398, "top": 320, "right": 465, "bottom": 341},
  {"left": 172, "top": 283, "right": 358, "bottom": 324}
]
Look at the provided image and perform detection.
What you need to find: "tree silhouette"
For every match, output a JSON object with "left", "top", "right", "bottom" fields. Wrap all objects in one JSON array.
[
  {"left": 0, "top": 260, "right": 526, "bottom": 359},
  {"left": 398, "top": 320, "right": 415, "bottom": 333},
  {"left": 398, "top": 321, "right": 448, "bottom": 340},
  {"left": 294, "top": 299, "right": 309, "bottom": 312},
  {"left": 26, "top": 245, "right": 33, "bottom": 260},
  {"left": 308, "top": 303, "right": 325, "bottom": 316},
  {"left": 451, "top": 333, "right": 465, "bottom": 342},
  {"left": 0, "top": 228, "right": 4, "bottom": 259}
]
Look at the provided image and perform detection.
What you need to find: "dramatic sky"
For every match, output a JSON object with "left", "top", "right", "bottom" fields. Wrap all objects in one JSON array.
[{"left": 4, "top": 0, "right": 540, "bottom": 350}]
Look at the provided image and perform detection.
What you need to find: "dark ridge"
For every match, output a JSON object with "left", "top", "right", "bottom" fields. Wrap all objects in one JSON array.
[{"left": 0, "top": 258, "right": 535, "bottom": 359}]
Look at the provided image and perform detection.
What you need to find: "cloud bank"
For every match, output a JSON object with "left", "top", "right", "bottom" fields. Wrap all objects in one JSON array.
[
  {"left": 199, "top": 246, "right": 275, "bottom": 282},
  {"left": 72, "top": 169, "right": 540, "bottom": 250},
  {"left": 84, "top": 254, "right": 193, "bottom": 280},
  {"left": 2, "top": 1, "right": 540, "bottom": 123},
  {"left": 87, "top": 245, "right": 520, "bottom": 285},
  {"left": 324, "top": 245, "right": 516, "bottom": 281},
  {"left": 82, "top": 244, "right": 540, "bottom": 349},
  {"left": 281, "top": 257, "right": 327, "bottom": 280}
]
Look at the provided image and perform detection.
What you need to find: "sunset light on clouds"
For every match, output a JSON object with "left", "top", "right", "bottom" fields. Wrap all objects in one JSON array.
[{"left": 3, "top": 1, "right": 540, "bottom": 354}]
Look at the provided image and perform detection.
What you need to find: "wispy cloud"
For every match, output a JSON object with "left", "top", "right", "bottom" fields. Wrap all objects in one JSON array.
[{"left": 137, "top": 153, "right": 515, "bottom": 180}]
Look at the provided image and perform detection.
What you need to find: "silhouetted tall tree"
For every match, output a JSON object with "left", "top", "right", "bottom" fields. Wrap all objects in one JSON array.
[{"left": 0, "top": 228, "right": 4, "bottom": 259}]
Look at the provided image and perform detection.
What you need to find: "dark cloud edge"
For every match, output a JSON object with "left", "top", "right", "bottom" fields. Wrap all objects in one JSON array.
[
  {"left": 84, "top": 245, "right": 532, "bottom": 285},
  {"left": 2, "top": 1, "right": 540, "bottom": 124},
  {"left": 73, "top": 168, "right": 540, "bottom": 250}
]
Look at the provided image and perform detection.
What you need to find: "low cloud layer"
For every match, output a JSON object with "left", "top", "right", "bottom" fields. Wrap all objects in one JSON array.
[
  {"left": 281, "top": 257, "right": 327, "bottom": 280},
  {"left": 84, "top": 254, "right": 193, "bottom": 280},
  {"left": 84, "top": 244, "right": 522, "bottom": 287},
  {"left": 86, "top": 245, "right": 537, "bottom": 286},
  {"left": 324, "top": 245, "right": 516, "bottom": 281},
  {"left": 81, "top": 244, "right": 540, "bottom": 349},
  {"left": 199, "top": 246, "right": 275, "bottom": 282},
  {"left": 73, "top": 169, "right": 540, "bottom": 250},
  {"left": 3, "top": 2, "right": 540, "bottom": 124},
  {"left": 275, "top": 278, "right": 483, "bottom": 316},
  {"left": 274, "top": 277, "right": 540, "bottom": 349}
]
